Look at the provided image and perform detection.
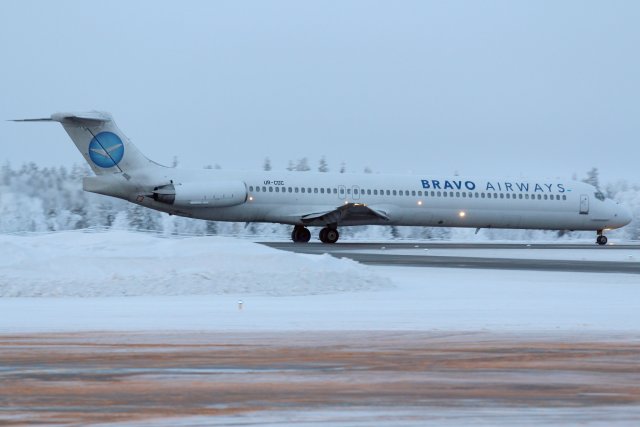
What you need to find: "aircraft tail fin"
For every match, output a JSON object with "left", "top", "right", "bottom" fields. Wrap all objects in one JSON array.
[{"left": 12, "top": 111, "right": 162, "bottom": 175}]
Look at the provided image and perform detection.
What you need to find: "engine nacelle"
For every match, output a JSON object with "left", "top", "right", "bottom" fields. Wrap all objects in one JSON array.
[{"left": 152, "top": 181, "right": 247, "bottom": 208}]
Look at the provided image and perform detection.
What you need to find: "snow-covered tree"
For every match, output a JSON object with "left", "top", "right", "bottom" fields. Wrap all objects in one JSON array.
[
  {"left": 583, "top": 167, "right": 600, "bottom": 188},
  {"left": 296, "top": 158, "right": 310, "bottom": 172},
  {"left": 318, "top": 157, "right": 329, "bottom": 173}
]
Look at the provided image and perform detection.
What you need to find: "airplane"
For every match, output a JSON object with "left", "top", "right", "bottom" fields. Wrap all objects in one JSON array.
[{"left": 13, "top": 111, "right": 632, "bottom": 245}]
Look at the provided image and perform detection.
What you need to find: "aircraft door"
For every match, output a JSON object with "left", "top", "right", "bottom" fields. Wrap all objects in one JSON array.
[
  {"left": 352, "top": 185, "right": 361, "bottom": 200},
  {"left": 338, "top": 185, "right": 346, "bottom": 200},
  {"left": 579, "top": 194, "right": 589, "bottom": 214}
]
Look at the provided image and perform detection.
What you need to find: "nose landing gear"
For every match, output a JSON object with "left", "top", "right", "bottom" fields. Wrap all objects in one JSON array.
[{"left": 596, "top": 229, "right": 608, "bottom": 246}]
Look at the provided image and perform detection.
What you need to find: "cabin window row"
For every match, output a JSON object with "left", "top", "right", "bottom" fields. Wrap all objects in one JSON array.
[{"left": 248, "top": 185, "right": 568, "bottom": 201}]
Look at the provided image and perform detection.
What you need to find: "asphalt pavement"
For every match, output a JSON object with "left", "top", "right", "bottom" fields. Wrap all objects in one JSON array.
[{"left": 261, "top": 242, "right": 640, "bottom": 274}]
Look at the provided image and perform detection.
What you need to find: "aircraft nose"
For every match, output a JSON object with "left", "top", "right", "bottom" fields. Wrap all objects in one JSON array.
[{"left": 615, "top": 204, "right": 633, "bottom": 227}]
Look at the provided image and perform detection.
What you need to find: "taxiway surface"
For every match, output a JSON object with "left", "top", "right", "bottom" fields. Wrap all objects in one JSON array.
[{"left": 262, "top": 242, "right": 640, "bottom": 273}]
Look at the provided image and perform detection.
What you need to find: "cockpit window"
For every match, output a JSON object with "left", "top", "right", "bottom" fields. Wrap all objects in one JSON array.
[{"left": 594, "top": 191, "right": 605, "bottom": 201}]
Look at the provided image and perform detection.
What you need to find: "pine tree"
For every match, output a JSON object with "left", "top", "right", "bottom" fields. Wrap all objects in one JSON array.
[
  {"left": 582, "top": 167, "right": 600, "bottom": 188},
  {"left": 296, "top": 158, "right": 310, "bottom": 171},
  {"left": 318, "top": 157, "right": 329, "bottom": 172}
]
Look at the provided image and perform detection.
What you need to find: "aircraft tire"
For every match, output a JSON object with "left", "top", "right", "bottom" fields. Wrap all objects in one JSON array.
[
  {"left": 596, "top": 235, "right": 608, "bottom": 245},
  {"left": 324, "top": 228, "right": 339, "bottom": 244},
  {"left": 292, "top": 226, "right": 311, "bottom": 243}
]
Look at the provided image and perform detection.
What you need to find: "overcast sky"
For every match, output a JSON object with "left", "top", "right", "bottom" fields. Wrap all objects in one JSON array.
[{"left": 1, "top": 1, "right": 638, "bottom": 182}]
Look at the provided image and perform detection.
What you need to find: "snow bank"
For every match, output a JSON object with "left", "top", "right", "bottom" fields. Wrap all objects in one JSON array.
[{"left": 0, "top": 231, "right": 391, "bottom": 297}]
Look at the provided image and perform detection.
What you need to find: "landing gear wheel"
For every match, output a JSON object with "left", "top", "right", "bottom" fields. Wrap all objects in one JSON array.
[
  {"left": 319, "top": 227, "right": 339, "bottom": 244},
  {"left": 291, "top": 226, "right": 311, "bottom": 243},
  {"left": 596, "top": 235, "right": 608, "bottom": 246}
]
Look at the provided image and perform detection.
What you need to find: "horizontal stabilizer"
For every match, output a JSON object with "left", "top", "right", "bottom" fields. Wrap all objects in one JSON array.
[
  {"left": 11, "top": 111, "right": 112, "bottom": 125},
  {"left": 10, "top": 118, "right": 53, "bottom": 122}
]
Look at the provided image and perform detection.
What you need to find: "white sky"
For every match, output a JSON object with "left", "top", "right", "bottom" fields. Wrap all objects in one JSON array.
[{"left": 1, "top": 1, "right": 639, "bottom": 181}]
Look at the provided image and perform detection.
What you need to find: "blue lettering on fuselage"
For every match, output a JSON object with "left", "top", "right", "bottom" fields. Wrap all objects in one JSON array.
[
  {"left": 421, "top": 179, "right": 568, "bottom": 194},
  {"left": 421, "top": 179, "right": 475, "bottom": 191}
]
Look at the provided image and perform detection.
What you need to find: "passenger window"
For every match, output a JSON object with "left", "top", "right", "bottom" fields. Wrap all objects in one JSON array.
[
  {"left": 314, "top": 188, "right": 318, "bottom": 193},
  {"left": 456, "top": 192, "right": 460, "bottom": 197},
  {"left": 308, "top": 188, "right": 312, "bottom": 193},
  {"left": 562, "top": 195, "right": 567, "bottom": 200},
  {"left": 333, "top": 188, "right": 338, "bottom": 194},
  {"left": 437, "top": 191, "right": 441, "bottom": 197},
  {"left": 373, "top": 189, "right": 378, "bottom": 195},
  {"left": 544, "top": 194, "right": 548, "bottom": 200},
  {"left": 525, "top": 194, "right": 529, "bottom": 199},
  {"left": 262, "top": 186, "right": 267, "bottom": 192},
  {"left": 481, "top": 193, "right": 485, "bottom": 198},
  {"left": 275, "top": 187, "right": 279, "bottom": 192},
  {"left": 386, "top": 190, "right": 390, "bottom": 195},
  {"left": 462, "top": 192, "right": 466, "bottom": 198},
  {"left": 431, "top": 191, "right": 435, "bottom": 197},
  {"left": 301, "top": 188, "right": 305, "bottom": 193},
  {"left": 505, "top": 194, "right": 510, "bottom": 199},
  {"left": 537, "top": 194, "right": 542, "bottom": 200},
  {"left": 347, "top": 189, "right": 351, "bottom": 195},
  {"left": 249, "top": 186, "right": 254, "bottom": 191},
  {"left": 320, "top": 188, "right": 324, "bottom": 194},
  {"left": 417, "top": 191, "right": 422, "bottom": 196},
  {"left": 295, "top": 187, "right": 299, "bottom": 193},
  {"left": 392, "top": 190, "right": 397, "bottom": 196},
  {"left": 443, "top": 192, "right": 448, "bottom": 197},
  {"left": 475, "top": 192, "right": 479, "bottom": 198},
  {"left": 339, "top": 188, "right": 344, "bottom": 195},
  {"left": 412, "top": 190, "right": 416, "bottom": 196},
  {"left": 367, "top": 189, "right": 372, "bottom": 195}
]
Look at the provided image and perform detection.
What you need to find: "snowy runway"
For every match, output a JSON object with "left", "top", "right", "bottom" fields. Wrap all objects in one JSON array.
[{"left": 2, "top": 331, "right": 640, "bottom": 426}]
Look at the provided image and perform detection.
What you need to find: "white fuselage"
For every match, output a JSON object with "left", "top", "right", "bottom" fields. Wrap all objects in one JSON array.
[{"left": 85, "top": 168, "right": 632, "bottom": 232}]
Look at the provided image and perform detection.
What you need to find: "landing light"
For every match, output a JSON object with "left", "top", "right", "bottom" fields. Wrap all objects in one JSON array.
[
  {"left": 459, "top": 211, "right": 466, "bottom": 218},
  {"left": 417, "top": 200, "right": 423, "bottom": 206},
  {"left": 249, "top": 196, "right": 254, "bottom": 201}
]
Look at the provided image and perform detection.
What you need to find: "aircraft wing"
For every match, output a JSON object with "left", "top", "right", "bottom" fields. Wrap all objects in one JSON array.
[{"left": 300, "top": 203, "right": 389, "bottom": 226}]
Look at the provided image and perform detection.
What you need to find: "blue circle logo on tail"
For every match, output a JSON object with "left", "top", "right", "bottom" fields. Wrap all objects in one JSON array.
[{"left": 88, "top": 132, "right": 125, "bottom": 168}]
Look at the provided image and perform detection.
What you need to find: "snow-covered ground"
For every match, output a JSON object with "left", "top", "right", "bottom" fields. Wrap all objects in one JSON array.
[
  {"left": 0, "top": 231, "right": 389, "bottom": 297},
  {"left": 1, "top": 230, "right": 639, "bottom": 333}
]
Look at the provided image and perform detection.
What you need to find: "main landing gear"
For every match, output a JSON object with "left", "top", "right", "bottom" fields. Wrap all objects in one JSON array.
[
  {"left": 290, "top": 226, "right": 340, "bottom": 244},
  {"left": 291, "top": 225, "right": 311, "bottom": 243},
  {"left": 596, "top": 229, "right": 608, "bottom": 246},
  {"left": 319, "top": 227, "right": 339, "bottom": 244}
]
